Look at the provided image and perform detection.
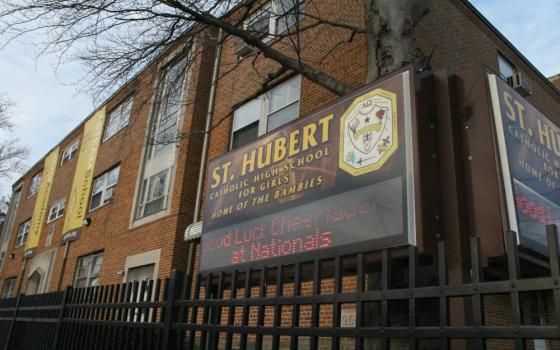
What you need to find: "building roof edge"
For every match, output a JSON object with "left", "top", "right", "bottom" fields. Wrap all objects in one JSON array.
[{"left": 458, "top": 0, "right": 560, "bottom": 97}]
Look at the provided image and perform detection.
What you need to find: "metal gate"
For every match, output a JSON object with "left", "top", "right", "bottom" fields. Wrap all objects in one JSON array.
[{"left": 0, "top": 228, "right": 559, "bottom": 350}]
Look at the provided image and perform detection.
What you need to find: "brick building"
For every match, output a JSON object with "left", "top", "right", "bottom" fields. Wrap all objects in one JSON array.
[
  {"left": 550, "top": 74, "right": 560, "bottom": 90},
  {"left": 0, "top": 0, "right": 559, "bottom": 347},
  {"left": 0, "top": 35, "right": 217, "bottom": 296}
]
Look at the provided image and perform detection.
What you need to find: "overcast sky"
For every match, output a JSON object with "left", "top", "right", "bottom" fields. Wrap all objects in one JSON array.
[{"left": 0, "top": 0, "right": 558, "bottom": 197}]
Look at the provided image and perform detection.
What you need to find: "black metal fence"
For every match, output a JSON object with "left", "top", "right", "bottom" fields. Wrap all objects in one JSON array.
[{"left": 1, "top": 227, "right": 560, "bottom": 350}]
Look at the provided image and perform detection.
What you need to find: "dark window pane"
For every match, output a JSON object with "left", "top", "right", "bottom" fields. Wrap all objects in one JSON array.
[
  {"left": 144, "top": 197, "right": 164, "bottom": 216},
  {"left": 90, "top": 193, "right": 102, "bottom": 210},
  {"left": 498, "top": 55, "right": 516, "bottom": 79},
  {"left": 247, "top": 9, "right": 271, "bottom": 39},
  {"left": 267, "top": 101, "right": 299, "bottom": 132},
  {"left": 232, "top": 121, "right": 259, "bottom": 149}
]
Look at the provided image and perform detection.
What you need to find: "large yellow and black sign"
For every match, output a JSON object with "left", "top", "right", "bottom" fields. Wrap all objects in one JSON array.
[
  {"left": 24, "top": 148, "right": 59, "bottom": 257},
  {"left": 200, "top": 69, "right": 418, "bottom": 272},
  {"left": 62, "top": 107, "right": 106, "bottom": 236}
]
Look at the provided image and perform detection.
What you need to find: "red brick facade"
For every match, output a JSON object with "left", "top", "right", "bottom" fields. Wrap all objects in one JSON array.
[
  {"left": 550, "top": 74, "right": 560, "bottom": 91},
  {"left": 0, "top": 2, "right": 559, "bottom": 341},
  {"left": 0, "top": 33, "right": 216, "bottom": 294}
]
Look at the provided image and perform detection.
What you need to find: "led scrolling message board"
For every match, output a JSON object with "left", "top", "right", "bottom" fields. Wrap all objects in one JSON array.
[
  {"left": 489, "top": 73, "right": 560, "bottom": 256},
  {"left": 200, "top": 69, "right": 418, "bottom": 272}
]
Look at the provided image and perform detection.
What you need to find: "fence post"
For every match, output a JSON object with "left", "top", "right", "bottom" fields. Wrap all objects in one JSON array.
[
  {"left": 3, "top": 293, "right": 23, "bottom": 350},
  {"left": 51, "top": 286, "right": 71, "bottom": 350},
  {"left": 161, "top": 270, "right": 184, "bottom": 350}
]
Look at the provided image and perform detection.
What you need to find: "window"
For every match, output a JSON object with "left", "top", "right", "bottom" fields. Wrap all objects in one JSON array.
[
  {"left": 244, "top": 0, "right": 304, "bottom": 41},
  {"left": 26, "top": 270, "right": 41, "bottom": 295},
  {"left": 137, "top": 168, "right": 170, "bottom": 219},
  {"left": 27, "top": 171, "right": 42, "bottom": 197},
  {"left": 47, "top": 199, "right": 65, "bottom": 223},
  {"left": 45, "top": 226, "right": 54, "bottom": 247},
  {"left": 104, "top": 95, "right": 133, "bottom": 142},
  {"left": 60, "top": 139, "right": 80, "bottom": 165},
  {"left": 127, "top": 263, "right": 155, "bottom": 321},
  {"left": 1, "top": 278, "right": 16, "bottom": 298},
  {"left": 275, "top": 0, "right": 305, "bottom": 34},
  {"left": 232, "top": 75, "right": 300, "bottom": 149},
  {"left": 1, "top": 189, "right": 21, "bottom": 247},
  {"left": 150, "top": 58, "right": 188, "bottom": 155},
  {"left": 15, "top": 219, "right": 30, "bottom": 248},
  {"left": 247, "top": 5, "right": 272, "bottom": 40},
  {"left": 74, "top": 252, "right": 104, "bottom": 288},
  {"left": 133, "top": 56, "right": 188, "bottom": 223},
  {"left": 90, "top": 166, "right": 120, "bottom": 211},
  {"left": 498, "top": 54, "right": 516, "bottom": 80},
  {"left": 127, "top": 264, "right": 155, "bottom": 284}
]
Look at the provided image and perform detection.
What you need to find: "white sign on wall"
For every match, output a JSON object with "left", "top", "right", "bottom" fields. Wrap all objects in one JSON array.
[{"left": 341, "top": 307, "right": 356, "bottom": 328}]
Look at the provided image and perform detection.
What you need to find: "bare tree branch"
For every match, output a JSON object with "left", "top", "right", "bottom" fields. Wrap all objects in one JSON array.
[
  {"left": 0, "top": 94, "right": 13, "bottom": 130},
  {"left": 0, "top": 0, "right": 366, "bottom": 98},
  {"left": 0, "top": 94, "right": 29, "bottom": 178},
  {"left": 0, "top": 0, "right": 430, "bottom": 148}
]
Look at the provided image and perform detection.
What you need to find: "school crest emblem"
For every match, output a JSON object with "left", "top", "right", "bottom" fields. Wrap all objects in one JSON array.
[{"left": 339, "top": 88, "right": 398, "bottom": 176}]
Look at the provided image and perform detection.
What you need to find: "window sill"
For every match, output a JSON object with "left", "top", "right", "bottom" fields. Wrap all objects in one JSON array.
[
  {"left": 46, "top": 215, "right": 63, "bottom": 224},
  {"left": 60, "top": 158, "right": 77, "bottom": 167},
  {"left": 88, "top": 200, "right": 114, "bottom": 214},
  {"left": 130, "top": 208, "right": 170, "bottom": 229},
  {"left": 102, "top": 124, "right": 130, "bottom": 144}
]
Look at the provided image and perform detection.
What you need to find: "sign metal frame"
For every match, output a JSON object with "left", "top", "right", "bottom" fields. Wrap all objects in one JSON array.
[{"left": 200, "top": 67, "right": 420, "bottom": 273}]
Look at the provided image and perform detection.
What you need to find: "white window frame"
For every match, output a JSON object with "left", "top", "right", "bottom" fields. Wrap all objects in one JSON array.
[
  {"left": 274, "top": 0, "right": 305, "bottom": 35},
  {"left": 89, "top": 166, "right": 120, "bottom": 212},
  {"left": 149, "top": 57, "right": 188, "bottom": 157},
  {"left": 132, "top": 55, "right": 189, "bottom": 225},
  {"left": 74, "top": 252, "right": 104, "bottom": 288},
  {"left": 0, "top": 187, "right": 22, "bottom": 272},
  {"left": 15, "top": 219, "right": 30, "bottom": 248},
  {"left": 1, "top": 277, "right": 16, "bottom": 299},
  {"left": 245, "top": 4, "right": 273, "bottom": 41},
  {"left": 231, "top": 75, "right": 301, "bottom": 149},
  {"left": 498, "top": 54, "right": 516, "bottom": 80},
  {"left": 27, "top": 171, "right": 42, "bottom": 198},
  {"left": 45, "top": 226, "right": 54, "bottom": 247},
  {"left": 60, "top": 138, "right": 80, "bottom": 166},
  {"left": 244, "top": 0, "right": 305, "bottom": 41},
  {"left": 103, "top": 95, "right": 134, "bottom": 142},
  {"left": 47, "top": 199, "right": 65, "bottom": 223},
  {"left": 123, "top": 249, "right": 161, "bottom": 322},
  {"left": 136, "top": 167, "right": 172, "bottom": 219},
  {"left": 1, "top": 188, "right": 22, "bottom": 248}
]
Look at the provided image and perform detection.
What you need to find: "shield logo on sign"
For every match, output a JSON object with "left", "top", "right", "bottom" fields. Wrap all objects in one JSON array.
[
  {"left": 339, "top": 88, "right": 398, "bottom": 176},
  {"left": 347, "top": 105, "right": 389, "bottom": 154}
]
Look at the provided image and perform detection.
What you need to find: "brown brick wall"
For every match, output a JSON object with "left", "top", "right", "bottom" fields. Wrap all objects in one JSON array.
[
  {"left": 417, "top": 0, "right": 560, "bottom": 119},
  {"left": 201, "top": 0, "right": 560, "bottom": 224},
  {"left": 192, "top": 0, "right": 560, "bottom": 284},
  {"left": 1, "top": 4, "right": 560, "bottom": 345},
  {"left": 191, "top": 0, "right": 560, "bottom": 343},
  {"left": 0, "top": 31, "right": 216, "bottom": 294},
  {"left": 550, "top": 74, "right": 560, "bottom": 91}
]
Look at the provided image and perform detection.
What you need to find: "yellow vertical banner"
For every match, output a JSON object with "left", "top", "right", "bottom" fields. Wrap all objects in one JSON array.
[
  {"left": 63, "top": 107, "right": 106, "bottom": 235},
  {"left": 24, "top": 147, "right": 60, "bottom": 256}
]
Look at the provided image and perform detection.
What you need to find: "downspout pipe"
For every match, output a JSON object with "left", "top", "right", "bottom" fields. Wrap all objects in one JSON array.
[
  {"left": 186, "top": 28, "right": 223, "bottom": 277},
  {"left": 57, "top": 241, "right": 70, "bottom": 290},
  {"left": 192, "top": 28, "right": 223, "bottom": 224}
]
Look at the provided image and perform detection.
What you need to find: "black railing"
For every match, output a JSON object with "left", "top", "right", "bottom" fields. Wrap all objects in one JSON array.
[{"left": 1, "top": 227, "right": 560, "bottom": 350}]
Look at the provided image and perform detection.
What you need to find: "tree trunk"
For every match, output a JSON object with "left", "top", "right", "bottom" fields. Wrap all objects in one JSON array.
[{"left": 364, "top": 0, "right": 430, "bottom": 83}]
